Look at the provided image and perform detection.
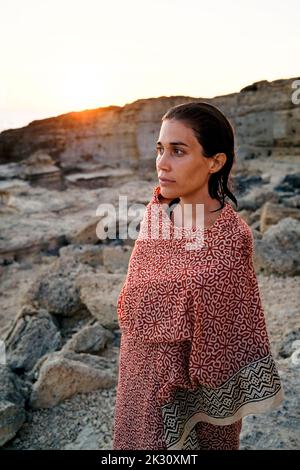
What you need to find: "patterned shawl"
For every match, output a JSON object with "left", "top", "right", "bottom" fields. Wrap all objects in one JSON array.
[{"left": 117, "top": 184, "right": 284, "bottom": 450}]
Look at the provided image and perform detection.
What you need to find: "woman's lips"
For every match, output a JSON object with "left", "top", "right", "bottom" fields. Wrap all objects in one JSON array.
[{"left": 159, "top": 177, "right": 176, "bottom": 185}]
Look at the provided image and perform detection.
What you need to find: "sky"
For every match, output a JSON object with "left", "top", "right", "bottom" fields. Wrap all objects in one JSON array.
[{"left": 0, "top": 0, "right": 299, "bottom": 132}]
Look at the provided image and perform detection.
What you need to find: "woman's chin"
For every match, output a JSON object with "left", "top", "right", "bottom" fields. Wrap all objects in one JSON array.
[{"left": 159, "top": 186, "right": 177, "bottom": 198}]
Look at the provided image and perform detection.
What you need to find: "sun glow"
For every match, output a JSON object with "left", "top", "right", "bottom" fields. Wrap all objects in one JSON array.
[{"left": 1, "top": 0, "right": 299, "bottom": 132}]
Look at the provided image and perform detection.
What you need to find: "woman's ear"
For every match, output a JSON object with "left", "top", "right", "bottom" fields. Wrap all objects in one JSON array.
[{"left": 209, "top": 153, "right": 227, "bottom": 173}]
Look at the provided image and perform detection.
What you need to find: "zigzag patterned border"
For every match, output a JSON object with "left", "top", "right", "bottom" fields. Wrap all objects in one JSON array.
[{"left": 161, "top": 354, "right": 284, "bottom": 450}]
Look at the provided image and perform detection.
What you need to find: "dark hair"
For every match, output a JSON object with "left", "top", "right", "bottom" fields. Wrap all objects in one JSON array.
[{"left": 161, "top": 101, "right": 238, "bottom": 211}]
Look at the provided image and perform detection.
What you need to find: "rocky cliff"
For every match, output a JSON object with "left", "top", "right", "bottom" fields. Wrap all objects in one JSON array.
[{"left": 0, "top": 77, "right": 299, "bottom": 172}]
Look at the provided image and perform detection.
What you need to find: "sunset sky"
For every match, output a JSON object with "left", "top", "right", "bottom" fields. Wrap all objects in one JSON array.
[{"left": 1, "top": 0, "right": 299, "bottom": 132}]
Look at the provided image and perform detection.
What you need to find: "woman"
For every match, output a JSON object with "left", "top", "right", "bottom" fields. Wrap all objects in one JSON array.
[{"left": 112, "top": 102, "right": 284, "bottom": 450}]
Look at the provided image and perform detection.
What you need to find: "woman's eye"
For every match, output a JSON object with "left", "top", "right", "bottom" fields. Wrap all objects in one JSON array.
[{"left": 156, "top": 147, "right": 184, "bottom": 156}]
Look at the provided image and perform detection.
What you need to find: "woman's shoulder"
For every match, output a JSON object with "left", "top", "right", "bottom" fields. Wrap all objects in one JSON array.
[
  {"left": 232, "top": 209, "right": 254, "bottom": 257},
  {"left": 217, "top": 202, "right": 254, "bottom": 257}
]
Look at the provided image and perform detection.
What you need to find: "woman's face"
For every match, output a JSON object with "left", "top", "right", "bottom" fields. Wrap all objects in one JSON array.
[{"left": 156, "top": 118, "right": 219, "bottom": 201}]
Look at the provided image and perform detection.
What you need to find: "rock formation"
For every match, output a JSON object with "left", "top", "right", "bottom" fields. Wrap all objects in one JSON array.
[{"left": 0, "top": 77, "right": 299, "bottom": 173}]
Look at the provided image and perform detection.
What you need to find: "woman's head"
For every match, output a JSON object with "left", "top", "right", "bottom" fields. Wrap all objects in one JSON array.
[{"left": 156, "top": 101, "right": 238, "bottom": 210}]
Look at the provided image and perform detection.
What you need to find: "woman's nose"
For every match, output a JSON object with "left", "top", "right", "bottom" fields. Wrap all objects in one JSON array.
[{"left": 157, "top": 151, "right": 171, "bottom": 170}]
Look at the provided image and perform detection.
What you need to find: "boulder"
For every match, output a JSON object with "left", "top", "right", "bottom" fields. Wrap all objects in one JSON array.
[
  {"left": 59, "top": 244, "right": 104, "bottom": 267},
  {"left": 0, "top": 365, "right": 29, "bottom": 446},
  {"left": 29, "top": 351, "right": 117, "bottom": 408},
  {"left": 274, "top": 172, "right": 300, "bottom": 192},
  {"left": 23, "top": 258, "right": 94, "bottom": 317},
  {"left": 4, "top": 306, "right": 61, "bottom": 373},
  {"left": 236, "top": 187, "right": 280, "bottom": 211},
  {"left": 76, "top": 272, "right": 125, "bottom": 329},
  {"left": 260, "top": 201, "right": 300, "bottom": 232},
  {"left": 278, "top": 328, "right": 300, "bottom": 359},
  {"left": 102, "top": 245, "right": 132, "bottom": 273},
  {"left": 282, "top": 194, "right": 300, "bottom": 209},
  {"left": 62, "top": 322, "right": 114, "bottom": 354},
  {"left": 254, "top": 217, "right": 300, "bottom": 275}
]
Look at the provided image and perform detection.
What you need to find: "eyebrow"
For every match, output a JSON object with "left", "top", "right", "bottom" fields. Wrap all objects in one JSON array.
[{"left": 156, "top": 141, "right": 190, "bottom": 147}]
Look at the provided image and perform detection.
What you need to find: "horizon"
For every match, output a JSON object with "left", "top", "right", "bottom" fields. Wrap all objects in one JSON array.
[{"left": 1, "top": 74, "right": 298, "bottom": 135}]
